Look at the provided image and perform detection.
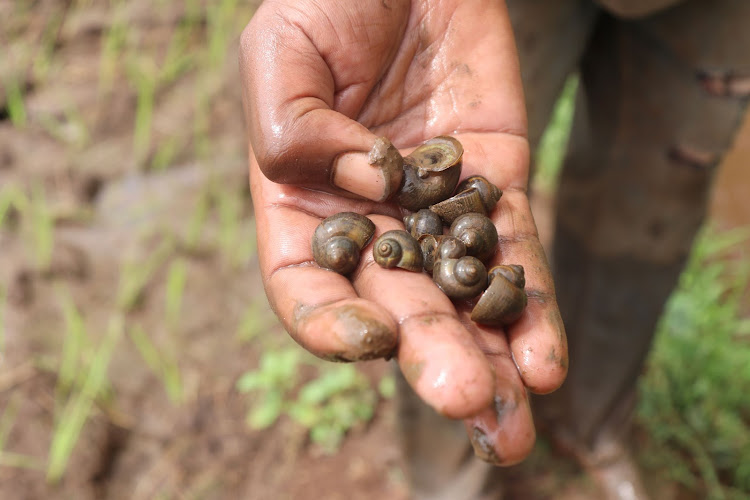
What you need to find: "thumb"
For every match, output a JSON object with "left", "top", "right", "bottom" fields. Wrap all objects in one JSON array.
[{"left": 239, "top": 1, "right": 407, "bottom": 201}]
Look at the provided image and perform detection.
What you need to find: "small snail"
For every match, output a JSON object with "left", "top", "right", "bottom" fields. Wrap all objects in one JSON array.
[
  {"left": 311, "top": 212, "right": 375, "bottom": 275},
  {"left": 429, "top": 188, "right": 486, "bottom": 224},
  {"left": 456, "top": 176, "right": 502, "bottom": 213},
  {"left": 449, "top": 213, "right": 499, "bottom": 263},
  {"left": 373, "top": 230, "right": 424, "bottom": 272},
  {"left": 397, "top": 136, "right": 463, "bottom": 211},
  {"left": 429, "top": 175, "right": 502, "bottom": 224},
  {"left": 404, "top": 209, "right": 443, "bottom": 239},
  {"left": 471, "top": 265, "right": 527, "bottom": 326},
  {"left": 433, "top": 255, "right": 488, "bottom": 300},
  {"left": 419, "top": 235, "right": 466, "bottom": 272}
]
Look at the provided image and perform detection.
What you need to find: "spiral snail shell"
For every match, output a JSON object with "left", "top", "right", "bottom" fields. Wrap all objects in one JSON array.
[
  {"left": 433, "top": 255, "right": 488, "bottom": 300},
  {"left": 373, "top": 230, "right": 424, "bottom": 272},
  {"left": 397, "top": 136, "right": 463, "bottom": 211},
  {"left": 419, "top": 235, "right": 467, "bottom": 273},
  {"left": 455, "top": 176, "right": 502, "bottom": 213},
  {"left": 429, "top": 175, "right": 503, "bottom": 224},
  {"left": 311, "top": 212, "right": 375, "bottom": 275},
  {"left": 471, "top": 265, "right": 527, "bottom": 326},
  {"left": 449, "top": 213, "right": 499, "bottom": 263},
  {"left": 404, "top": 209, "right": 443, "bottom": 239}
]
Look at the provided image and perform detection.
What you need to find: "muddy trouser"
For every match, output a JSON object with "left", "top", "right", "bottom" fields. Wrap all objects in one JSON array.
[{"left": 397, "top": 1, "right": 750, "bottom": 498}]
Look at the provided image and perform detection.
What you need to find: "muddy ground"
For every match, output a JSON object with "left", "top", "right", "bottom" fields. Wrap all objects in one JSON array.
[{"left": 0, "top": 2, "right": 748, "bottom": 499}]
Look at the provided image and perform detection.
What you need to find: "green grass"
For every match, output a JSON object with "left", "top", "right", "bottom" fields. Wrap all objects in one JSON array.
[
  {"left": 2, "top": 77, "right": 27, "bottom": 128},
  {"left": 637, "top": 227, "right": 750, "bottom": 499},
  {"left": 48, "top": 310, "right": 123, "bottom": 483},
  {"left": 532, "top": 75, "right": 577, "bottom": 192},
  {"left": 129, "top": 324, "right": 184, "bottom": 404}
]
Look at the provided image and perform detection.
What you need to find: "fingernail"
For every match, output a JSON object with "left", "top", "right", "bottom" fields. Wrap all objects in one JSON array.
[
  {"left": 298, "top": 300, "right": 398, "bottom": 361},
  {"left": 470, "top": 426, "right": 503, "bottom": 465},
  {"left": 332, "top": 137, "right": 403, "bottom": 202}
]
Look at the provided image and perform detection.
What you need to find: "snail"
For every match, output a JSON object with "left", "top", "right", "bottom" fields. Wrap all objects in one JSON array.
[
  {"left": 471, "top": 265, "right": 527, "bottom": 326},
  {"left": 397, "top": 136, "right": 463, "bottom": 211},
  {"left": 311, "top": 212, "right": 375, "bottom": 275},
  {"left": 456, "top": 175, "right": 502, "bottom": 213},
  {"left": 449, "top": 213, "right": 499, "bottom": 263},
  {"left": 433, "top": 254, "right": 488, "bottom": 300},
  {"left": 429, "top": 175, "right": 502, "bottom": 224},
  {"left": 404, "top": 209, "right": 443, "bottom": 239},
  {"left": 373, "top": 230, "right": 424, "bottom": 272},
  {"left": 418, "top": 235, "right": 466, "bottom": 272}
]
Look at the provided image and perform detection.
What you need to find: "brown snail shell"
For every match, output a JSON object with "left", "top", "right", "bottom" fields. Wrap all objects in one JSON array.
[
  {"left": 471, "top": 265, "right": 527, "bottom": 326},
  {"left": 433, "top": 256, "right": 488, "bottom": 300},
  {"left": 373, "top": 230, "right": 424, "bottom": 272},
  {"left": 449, "top": 213, "right": 499, "bottom": 263},
  {"left": 311, "top": 212, "right": 375, "bottom": 275},
  {"left": 404, "top": 209, "right": 443, "bottom": 239},
  {"left": 397, "top": 136, "right": 463, "bottom": 211},
  {"left": 418, "top": 235, "right": 466, "bottom": 272},
  {"left": 455, "top": 175, "right": 502, "bottom": 213},
  {"left": 429, "top": 188, "right": 486, "bottom": 224}
]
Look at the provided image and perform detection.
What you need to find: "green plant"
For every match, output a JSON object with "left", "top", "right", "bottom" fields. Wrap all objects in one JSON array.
[
  {"left": 2, "top": 77, "right": 27, "bottom": 128},
  {"left": 117, "top": 237, "right": 175, "bottom": 311},
  {"left": 236, "top": 298, "right": 278, "bottom": 342},
  {"left": 48, "top": 312, "right": 123, "bottom": 482},
  {"left": 236, "top": 349, "right": 385, "bottom": 453},
  {"left": 128, "top": 324, "right": 183, "bottom": 404},
  {"left": 165, "top": 258, "right": 188, "bottom": 331},
  {"left": 637, "top": 226, "right": 750, "bottom": 499},
  {"left": 532, "top": 75, "right": 578, "bottom": 193}
]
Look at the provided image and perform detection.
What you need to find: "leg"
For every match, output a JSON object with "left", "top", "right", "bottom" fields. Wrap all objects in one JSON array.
[{"left": 538, "top": 0, "right": 750, "bottom": 476}]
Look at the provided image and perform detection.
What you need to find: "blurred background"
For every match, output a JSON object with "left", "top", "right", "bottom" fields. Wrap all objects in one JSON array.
[{"left": 0, "top": 1, "right": 748, "bottom": 499}]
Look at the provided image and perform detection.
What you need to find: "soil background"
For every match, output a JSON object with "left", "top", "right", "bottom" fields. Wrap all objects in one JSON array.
[{"left": 0, "top": 2, "right": 748, "bottom": 500}]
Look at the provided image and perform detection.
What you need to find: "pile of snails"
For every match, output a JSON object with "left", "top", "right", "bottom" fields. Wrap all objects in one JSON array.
[{"left": 311, "top": 136, "right": 527, "bottom": 327}]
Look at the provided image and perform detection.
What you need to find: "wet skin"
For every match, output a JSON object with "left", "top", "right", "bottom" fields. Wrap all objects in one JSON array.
[{"left": 240, "top": 0, "right": 567, "bottom": 464}]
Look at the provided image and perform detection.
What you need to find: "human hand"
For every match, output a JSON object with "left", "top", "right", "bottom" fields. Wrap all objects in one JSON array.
[{"left": 240, "top": 0, "right": 567, "bottom": 465}]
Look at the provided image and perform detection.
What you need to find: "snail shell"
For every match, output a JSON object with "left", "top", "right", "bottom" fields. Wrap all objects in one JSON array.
[
  {"left": 311, "top": 212, "right": 375, "bottom": 275},
  {"left": 429, "top": 188, "right": 486, "bottom": 224},
  {"left": 397, "top": 136, "right": 463, "bottom": 211},
  {"left": 471, "top": 265, "right": 527, "bottom": 326},
  {"left": 455, "top": 175, "right": 502, "bottom": 213},
  {"left": 433, "top": 256, "right": 488, "bottom": 300},
  {"left": 404, "top": 209, "right": 443, "bottom": 239},
  {"left": 449, "top": 213, "right": 499, "bottom": 263},
  {"left": 373, "top": 230, "right": 424, "bottom": 272},
  {"left": 418, "top": 235, "right": 466, "bottom": 272}
]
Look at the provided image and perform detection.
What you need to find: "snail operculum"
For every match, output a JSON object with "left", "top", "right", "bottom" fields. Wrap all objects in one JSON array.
[
  {"left": 404, "top": 209, "right": 444, "bottom": 239},
  {"left": 455, "top": 175, "right": 502, "bottom": 213},
  {"left": 373, "top": 230, "right": 424, "bottom": 272},
  {"left": 397, "top": 136, "right": 463, "bottom": 211},
  {"left": 449, "top": 213, "right": 499, "bottom": 263},
  {"left": 471, "top": 265, "right": 527, "bottom": 326},
  {"left": 433, "top": 255, "right": 488, "bottom": 300},
  {"left": 311, "top": 212, "right": 376, "bottom": 275}
]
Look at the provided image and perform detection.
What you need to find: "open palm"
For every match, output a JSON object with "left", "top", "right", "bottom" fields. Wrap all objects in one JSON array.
[{"left": 240, "top": 0, "right": 567, "bottom": 464}]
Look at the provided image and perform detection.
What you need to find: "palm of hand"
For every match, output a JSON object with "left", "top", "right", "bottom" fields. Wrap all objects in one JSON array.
[{"left": 242, "top": 0, "right": 566, "bottom": 464}]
